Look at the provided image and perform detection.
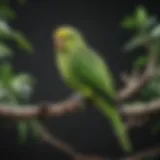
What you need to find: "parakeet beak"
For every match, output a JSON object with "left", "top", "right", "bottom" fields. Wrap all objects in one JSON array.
[{"left": 54, "top": 36, "right": 64, "bottom": 51}]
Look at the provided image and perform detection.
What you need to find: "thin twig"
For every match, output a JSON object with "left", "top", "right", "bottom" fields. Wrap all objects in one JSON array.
[
  {"left": 123, "top": 145, "right": 160, "bottom": 160},
  {"left": 37, "top": 123, "right": 78, "bottom": 159},
  {"left": 36, "top": 123, "right": 107, "bottom": 160}
]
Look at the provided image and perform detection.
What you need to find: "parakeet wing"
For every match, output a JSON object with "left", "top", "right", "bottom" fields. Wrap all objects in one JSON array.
[{"left": 68, "top": 47, "right": 116, "bottom": 102}]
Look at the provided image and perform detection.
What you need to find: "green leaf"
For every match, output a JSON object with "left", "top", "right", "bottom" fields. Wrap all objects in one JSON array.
[
  {"left": 140, "top": 77, "right": 160, "bottom": 100},
  {"left": 11, "top": 30, "right": 33, "bottom": 53},
  {"left": 11, "top": 73, "right": 34, "bottom": 101},
  {"left": 150, "top": 24, "right": 160, "bottom": 39},
  {"left": 121, "top": 6, "right": 152, "bottom": 31},
  {"left": 0, "top": 63, "right": 13, "bottom": 88},
  {"left": 0, "top": 81, "right": 10, "bottom": 101},
  {"left": 28, "top": 120, "right": 40, "bottom": 141},
  {"left": 0, "top": 81, "right": 18, "bottom": 103},
  {"left": 0, "top": 21, "right": 33, "bottom": 54},
  {"left": 18, "top": 120, "right": 41, "bottom": 143},
  {"left": 0, "top": 5, "right": 17, "bottom": 20},
  {"left": 0, "top": 20, "right": 12, "bottom": 37},
  {"left": 135, "top": 6, "right": 149, "bottom": 28},
  {"left": 133, "top": 56, "right": 148, "bottom": 69},
  {"left": 0, "top": 42, "right": 13, "bottom": 58},
  {"left": 123, "top": 35, "right": 147, "bottom": 51},
  {"left": 140, "top": 67, "right": 160, "bottom": 100},
  {"left": 17, "top": 121, "right": 28, "bottom": 143},
  {"left": 121, "top": 15, "right": 136, "bottom": 29}
]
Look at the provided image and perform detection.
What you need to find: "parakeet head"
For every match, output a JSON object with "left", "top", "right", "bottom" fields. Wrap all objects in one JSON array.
[{"left": 53, "top": 25, "right": 85, "bottom": 52}]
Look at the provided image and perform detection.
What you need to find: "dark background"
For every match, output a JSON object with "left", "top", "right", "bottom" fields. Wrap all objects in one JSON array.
[{"left": 0, "top": 0, "right": 160, "bottom": 160}]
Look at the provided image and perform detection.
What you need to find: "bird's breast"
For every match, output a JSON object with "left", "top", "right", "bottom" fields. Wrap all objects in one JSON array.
[{"left": 56, "top": 54, "right": 71, "bottom": 82}]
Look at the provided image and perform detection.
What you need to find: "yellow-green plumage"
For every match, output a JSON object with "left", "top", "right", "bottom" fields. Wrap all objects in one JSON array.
[{"left": 54, "top": 26, "right": 132, "bottom": 152}]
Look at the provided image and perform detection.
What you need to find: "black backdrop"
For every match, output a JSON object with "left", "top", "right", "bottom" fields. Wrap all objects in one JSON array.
[{"left": 0, "top": 0, "right": 160, "bottom": 160}]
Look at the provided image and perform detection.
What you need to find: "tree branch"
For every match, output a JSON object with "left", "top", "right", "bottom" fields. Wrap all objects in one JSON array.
[
  {"left": 0, "top": 98, "right": 160, "bottom": 121},
  {"left": 37, "top": 123, "right": 78, "bottom": 159},
  {"left": 0, "top": 99, "right": 81, "bottom": 120},
  {"left": 117, "top": 52, "right": 156, "bottom": 102},
  {"left": 121, "top": 99, "right": 160, "bottom": 116}
]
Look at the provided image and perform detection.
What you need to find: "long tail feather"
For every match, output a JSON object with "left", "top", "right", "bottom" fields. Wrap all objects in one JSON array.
[{"left": 95, "top": 98, "right": 132, "bottom": 153}]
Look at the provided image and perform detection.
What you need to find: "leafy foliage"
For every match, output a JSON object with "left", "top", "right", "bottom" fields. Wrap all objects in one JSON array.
[
  {"left": 121, "top": 6, "right": 149, "bottom": 30},
  {"left": 0, "top": 1, "right": 39, "bottom": 143},
  {"left": 122, "top": 6, "right": 160, "bottom": 52},
  {"left": 141, "top": 68, "right": 160, "bottom": 100},
  {"left": 0, "top": 4, "right": 17, "bottom": 21},
  {"left": 122, "top": 6, "right": 160, "bottom": 133}
]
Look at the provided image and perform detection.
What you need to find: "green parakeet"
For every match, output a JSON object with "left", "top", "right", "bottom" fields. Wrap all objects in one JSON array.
[{"left": 53, "top": 25, "right": 132, "bottom": 152}]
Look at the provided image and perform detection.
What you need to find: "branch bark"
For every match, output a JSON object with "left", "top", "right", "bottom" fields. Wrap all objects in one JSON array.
[
  {"left": 121, "top": 99, "right": 160, "bottom": 116},
  {"left": 0, "top": 99, "right": 81, "bottom": 120},
  {"left": 0, "top": 98, "right": 160, "bottom": 121}
]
